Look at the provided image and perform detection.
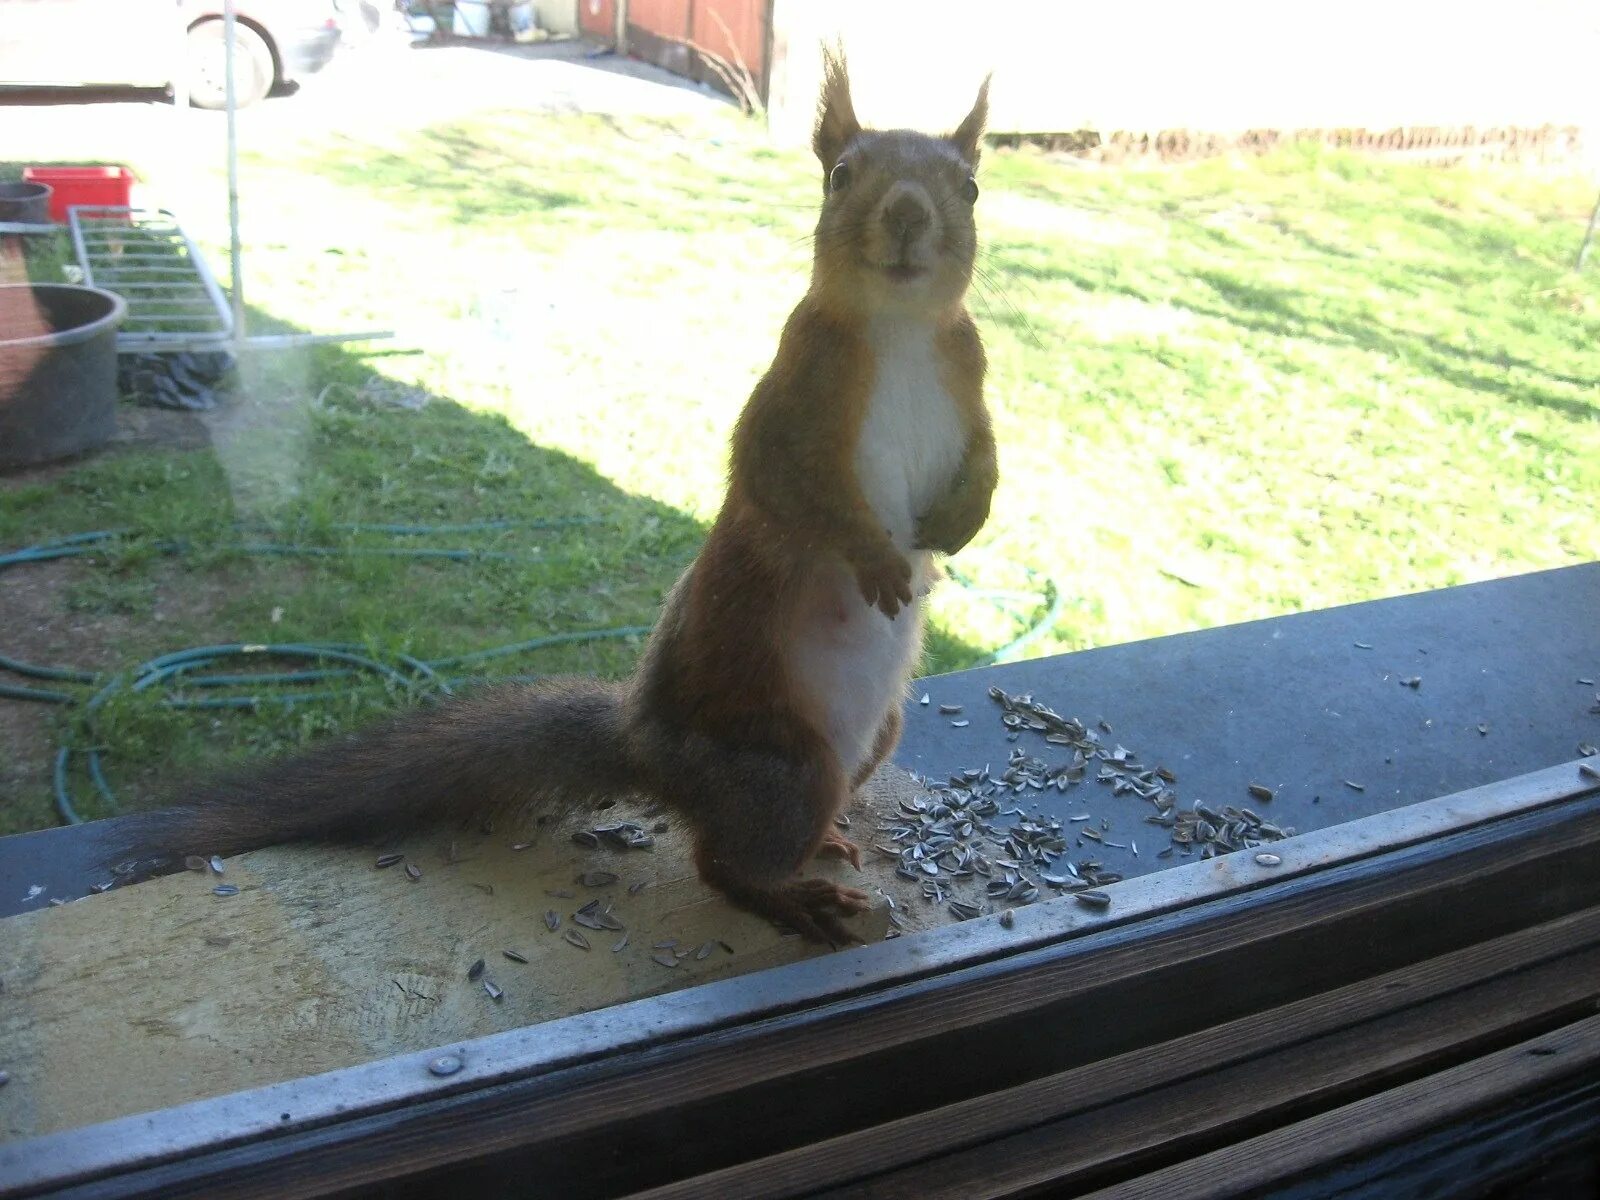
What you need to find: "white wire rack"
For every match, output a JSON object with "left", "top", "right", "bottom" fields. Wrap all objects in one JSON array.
[{"left": 67, "top": 205, "right": 234, "bottom": 353}]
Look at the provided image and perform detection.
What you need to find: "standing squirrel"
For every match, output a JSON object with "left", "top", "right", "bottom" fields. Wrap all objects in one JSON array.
[{"left": 122, "top": 53, "right": 998, "bottom": 945}]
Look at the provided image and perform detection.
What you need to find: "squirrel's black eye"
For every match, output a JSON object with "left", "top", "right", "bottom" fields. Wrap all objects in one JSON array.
[
  {"left": 829, "top": 161, "right": 851, "bottom": 193},
  {"left": 962, "top": 175, "right": 979, "bottom": 204}
]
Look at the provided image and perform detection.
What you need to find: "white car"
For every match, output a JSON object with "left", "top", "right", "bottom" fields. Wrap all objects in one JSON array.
[{"left": 0, "top": 0, "right": 346, "bottom": 108}]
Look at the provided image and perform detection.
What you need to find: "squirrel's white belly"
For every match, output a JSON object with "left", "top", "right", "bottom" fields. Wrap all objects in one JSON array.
[
  {"left": 853, "top": 319, "right": 966, "bottom": 551},
  {"left": 789, "top": 319, "right": 965, "bottom": 778},
  {"left": 790, "top": 559, "right": 928, "bottom": 777}
]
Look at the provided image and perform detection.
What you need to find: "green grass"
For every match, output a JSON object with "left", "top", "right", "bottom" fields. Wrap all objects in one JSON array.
[
  {"left": 1, "top": 107, "right": 1597, "bottom": 834},
  {"left": 17, "top": 229, "right": 75, "bottom": 286},
  {"left": 0, "top": 163, "right": 101, "bottom": 287}
]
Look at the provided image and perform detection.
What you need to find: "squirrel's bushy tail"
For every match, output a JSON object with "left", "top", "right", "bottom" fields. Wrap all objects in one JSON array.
[{"left": 116, "top": 679, "right": 638, "bottom": 867}]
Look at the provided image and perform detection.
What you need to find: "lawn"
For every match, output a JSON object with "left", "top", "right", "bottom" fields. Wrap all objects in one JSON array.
[{"left": 2, "top": 86, "right": 1597, "bottom": 835}]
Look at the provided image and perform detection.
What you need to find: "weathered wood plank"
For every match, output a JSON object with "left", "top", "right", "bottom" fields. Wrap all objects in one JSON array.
[
  {"left": 624, "top": 905, "right": 1600, "bottom": 1200},
  {"left": 0, "top": 767, "right": 958, "bottom": 1141},
  {"left": 6, "top": 775, "right": 1596, "bottom": 1198},
  {"left": 816, "top": 947, "right": 1600, "bottom": 1198},
  {"left": 1076, "top": 1015, "right": 1600, "bottom": 1200}
]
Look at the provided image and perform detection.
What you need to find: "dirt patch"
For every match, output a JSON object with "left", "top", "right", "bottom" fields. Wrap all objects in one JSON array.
[
  {"left": 0, "top": 559, "right": 108, "bottom": 826},
  {"left": 0, "top": 403, "right": 212, "bottom": 493},
  {"left": 0, "top": 553, "right": 244, "bottom": 830},
  {"left": 1, "top": 404, "right": 216, "bottom": 828},
  {"left": 0, "top": 238, "right": 30, "bottom": 285},
  {"left": 109, "top": 403, "right": 213, "bottom": 455},
  {"left": 0, "top": 704, "right": 58, "bottom": 831}
]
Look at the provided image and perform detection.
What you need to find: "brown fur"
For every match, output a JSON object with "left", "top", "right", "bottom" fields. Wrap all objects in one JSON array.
[{"left": 117, "top": 52, "right": 996, "bottom": 946}]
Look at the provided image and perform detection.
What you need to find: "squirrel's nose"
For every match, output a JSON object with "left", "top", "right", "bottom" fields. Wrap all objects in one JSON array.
[{"left": 882, "top": 189, "right": 932, "bottom": 241}]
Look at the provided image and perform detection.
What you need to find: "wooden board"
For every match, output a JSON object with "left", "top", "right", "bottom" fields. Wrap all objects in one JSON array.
[
  {"left": 813, "top": 940, "right": 1600, "bottom": 1199},
  {"left": 5, "top": 774, "right": 1597, "bottom": 1198},
  {"left": 1075, "top": 1016, "right": 1600, "bottom": 1200},
  {"left": 626, "top": 906, "right": 1600, "bottom": 1200},
  {"left": 0, "top": 766, "right": 990, "bottom": 1142}
]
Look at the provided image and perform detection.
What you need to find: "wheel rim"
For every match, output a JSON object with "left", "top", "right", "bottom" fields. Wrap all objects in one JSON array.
[{"left": 192, "top": 30, "right": 260, "bottom": 100}]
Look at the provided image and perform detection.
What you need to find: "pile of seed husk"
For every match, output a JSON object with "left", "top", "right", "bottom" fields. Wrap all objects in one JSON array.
[
  {"left": 886, "top": 686, "right": 1293, "bottom": 921},
  {"left": 988, "top": 686, "right": 1295, "bottom": 856},
  {"left": 1152, "top": 801, "right": 1292, "bottom": 855},
  {"left": 572, "top": 821, "right": 654, "bottom": 851}
]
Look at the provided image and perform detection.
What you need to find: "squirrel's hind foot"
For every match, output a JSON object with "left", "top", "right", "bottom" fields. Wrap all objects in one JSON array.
[
  {"left": 816, "top": 830, "right": 864, "bottom": 870},
  {"left": 710, "top": 872, "right": 870, "bottom": 946},
  {"left": 778, "top": 878, "right": 871, "bottom": 946}
]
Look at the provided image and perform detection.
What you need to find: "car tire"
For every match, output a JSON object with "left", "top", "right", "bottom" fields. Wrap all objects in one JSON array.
[{"left": 186, "top": 19, "right": 275, "bottom": 110}]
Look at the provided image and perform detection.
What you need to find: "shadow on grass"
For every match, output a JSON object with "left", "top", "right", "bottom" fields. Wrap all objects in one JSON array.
[
  {"left": 1, "top": 299, "right": 992, "bottom": 829},
  {"left": 232, "top": 308, "right": 992, "bottom": 688}
]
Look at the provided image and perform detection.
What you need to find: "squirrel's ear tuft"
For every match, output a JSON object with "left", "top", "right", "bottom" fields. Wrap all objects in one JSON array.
[
  {"left": 948, "top": 74, "right": 991, "bottom": 165},
  {"left": 813, "top": 44, "right": 860, "bottom": 172}
]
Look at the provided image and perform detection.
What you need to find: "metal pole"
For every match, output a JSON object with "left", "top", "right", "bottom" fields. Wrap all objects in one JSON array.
[
  {"left": 115, "top": 330, "right": 397, "bottom": 355},
  {"left": 173, "top": 0, "right": 189, "bottom": 114},
  {"left": 223, "top": 0, "right": 245, "bottom": 344},
  {"left": 1577, "top": 189, "right": 1600, "bottom": 273}
]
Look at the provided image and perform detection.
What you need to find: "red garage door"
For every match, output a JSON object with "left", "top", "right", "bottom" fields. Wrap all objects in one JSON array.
[
  {"left": 582, "top": 0, "right": 769, "bottom": 103},
  {"left": 577, "top": 0, "right": 617, "bottom": 39}
]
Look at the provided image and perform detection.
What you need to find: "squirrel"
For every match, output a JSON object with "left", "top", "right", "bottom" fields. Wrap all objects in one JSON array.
[{"left": 118, "top": 52, "right": 998, "bottom": 946}]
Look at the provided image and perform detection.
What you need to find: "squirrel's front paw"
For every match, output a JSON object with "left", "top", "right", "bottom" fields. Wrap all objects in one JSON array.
[{"left": 848, "top": 542, "right": 914, "bottom": 618}]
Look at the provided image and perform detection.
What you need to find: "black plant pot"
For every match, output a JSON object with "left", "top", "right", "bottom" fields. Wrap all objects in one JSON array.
[{"left": 0, "top": 283, "right": 127, "bottom": 470}]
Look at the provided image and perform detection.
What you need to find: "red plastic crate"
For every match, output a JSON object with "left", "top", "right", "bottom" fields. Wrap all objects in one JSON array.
[{"left": 20, "top": 166, "right": 136, "bottom": 224}]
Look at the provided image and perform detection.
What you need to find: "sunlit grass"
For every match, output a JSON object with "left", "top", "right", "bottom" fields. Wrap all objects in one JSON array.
[
  {"left": 245, "top": 114, "right": 1599, "bottom": 648},
  {"left": 2, "top": 100, "right": 1597, "bottom": 831}
]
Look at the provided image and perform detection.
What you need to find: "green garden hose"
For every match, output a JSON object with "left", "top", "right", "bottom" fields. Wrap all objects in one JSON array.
[{"left": 2, "top": 523, "right": 1058, "bottom": 825}]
